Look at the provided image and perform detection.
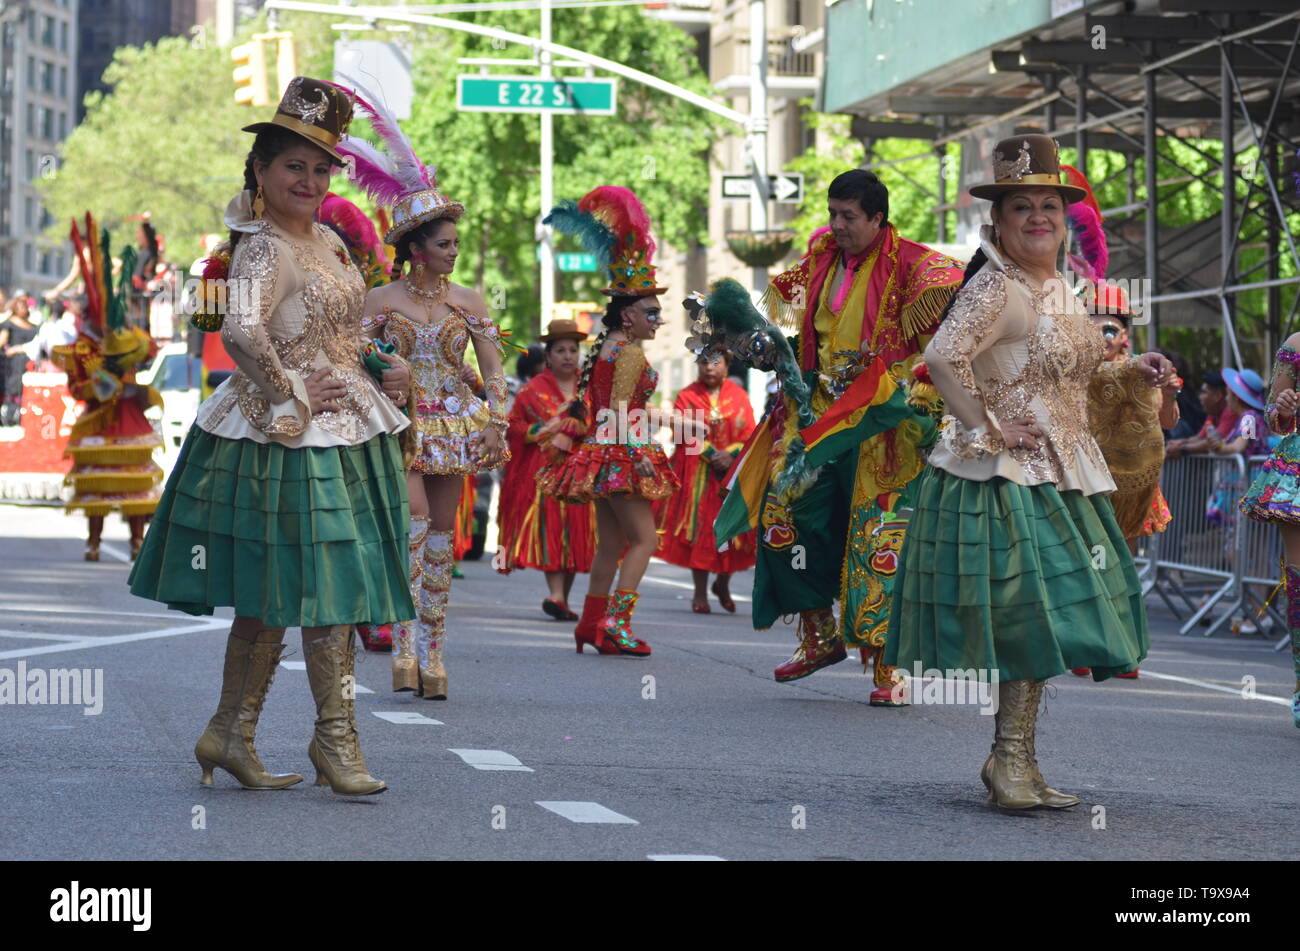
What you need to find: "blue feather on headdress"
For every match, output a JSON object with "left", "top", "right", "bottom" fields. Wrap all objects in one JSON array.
[{"left": 543, "top": 200, "right": 617, "bottom": 270}]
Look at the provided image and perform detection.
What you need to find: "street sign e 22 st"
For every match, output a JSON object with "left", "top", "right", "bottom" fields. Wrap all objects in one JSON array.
[{"left": 457, "top": 75, "right": 617, "bottom": 115}]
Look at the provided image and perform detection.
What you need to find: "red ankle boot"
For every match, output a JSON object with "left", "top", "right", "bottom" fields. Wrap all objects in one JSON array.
[
  {"left": 599, "top": 589, "right": 650, "bottom": 656},
  {"left": 574, "top": 594, "right": 620, "bottom": 655}
]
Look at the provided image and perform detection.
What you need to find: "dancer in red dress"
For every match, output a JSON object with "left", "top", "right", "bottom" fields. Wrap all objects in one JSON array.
[
  {"left": 657, "top": 351, "right": 756, "bottom": 613},
  {"left": 498, "top": 318, "right": 597, "bottom": 620},
  {"left": 536, "top": 186, "right": 680, "bottom": 655}
]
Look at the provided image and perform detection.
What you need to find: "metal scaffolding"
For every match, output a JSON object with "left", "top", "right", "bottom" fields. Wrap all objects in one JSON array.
[{"left": 843, "top": 2, "right": 1300, "bottom": 374}]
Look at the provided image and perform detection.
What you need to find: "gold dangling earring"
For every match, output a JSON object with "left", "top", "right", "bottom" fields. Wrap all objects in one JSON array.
[
  {"left": 252, "top": 186, "right": 265, "bottom": 219},
  {"left": 412, "top": 259, "right": 425, "bottom": 280}
]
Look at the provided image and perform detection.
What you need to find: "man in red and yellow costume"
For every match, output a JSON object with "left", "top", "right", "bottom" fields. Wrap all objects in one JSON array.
[{"left": 743, "top": 170, "right": 963, "bottom": 703}]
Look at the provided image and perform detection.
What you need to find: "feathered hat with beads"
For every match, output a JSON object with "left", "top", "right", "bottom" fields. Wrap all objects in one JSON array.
[
  {"left": 544, "top": 186, "right": 667, "bottom": 297},
  {"left": 1059, "top": 164, "right": 1133, "bottom": 316},
  {"left": 329, "top": 79, "right": 463, "bottom": 247}
]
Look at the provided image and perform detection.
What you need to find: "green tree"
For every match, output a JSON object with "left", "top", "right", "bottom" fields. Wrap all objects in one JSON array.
[
  {"left": 785, "top": 107, "right": 954, "bottom": 249},
  {"left": 42, "top": 6, "right": 720, "bottom": 344},
  {"left": 398, "top": 7, "right": 719, "bottom": 339}
]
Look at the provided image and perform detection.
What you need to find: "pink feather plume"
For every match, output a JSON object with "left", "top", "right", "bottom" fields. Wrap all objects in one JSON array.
[
  {"left": 328, "top": 78, "right": 437, "bottom": 204},
  {"left": 579, "top": 186, "right": 655, "bottom": 260},
  {"left": 1067, "top": 201, "right": 1108, "bottom": 280},
  {"left": 319, "top": 193, "right": 385, "bottom": 262}
]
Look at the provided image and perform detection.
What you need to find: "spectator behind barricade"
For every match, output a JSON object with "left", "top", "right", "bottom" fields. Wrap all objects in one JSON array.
[
  {"left": 1208, "top": 369, "right": 1268, "bottom": 458},
  {"left": 1156, "top": 348, "right": 1204, "bottom": 439},
  {"left": 1166, "top": 370, "right": 1240, "bottom": 458}
]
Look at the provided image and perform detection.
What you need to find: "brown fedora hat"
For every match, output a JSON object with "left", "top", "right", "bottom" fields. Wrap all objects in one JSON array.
[
  {"left": 539, "top": 318, "right": 591, "bottom": 343},
  {"left": 969, "top": 134, "right": 1087, "bottom": 203},
  {"left": 242, "top": 76, "right": 355, "bottom": 165}
]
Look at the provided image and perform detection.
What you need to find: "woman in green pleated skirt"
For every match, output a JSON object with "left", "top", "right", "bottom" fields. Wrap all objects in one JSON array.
[
  {"left": 885, "top": 134, "right": 1175, "bottom": 812},
  {"left": 127, "top": 80, "right": 416, "bottom": 797}
]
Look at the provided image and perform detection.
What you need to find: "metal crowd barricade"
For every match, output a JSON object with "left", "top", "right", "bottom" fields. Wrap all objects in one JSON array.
[
  {"left": 1147, "top": 453, "right": 1245, "bottom": 636},
  {"left": 1239, "top": 454, "right": 1292, "bottom": 653}
]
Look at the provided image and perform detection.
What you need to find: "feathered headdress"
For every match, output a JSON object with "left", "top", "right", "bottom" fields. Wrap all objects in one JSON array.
[
  {"left": 1061, "top": 164, "right": 1107, "bottom": 281},
  {"left": 545, "top": 186, "right": 666, "bottom": 297},
  {"left": 319, "top": 192, "right": 390, "bottom": 290},
  {"left": 330, "top": 79, "right": 463, "bottom": 247}
]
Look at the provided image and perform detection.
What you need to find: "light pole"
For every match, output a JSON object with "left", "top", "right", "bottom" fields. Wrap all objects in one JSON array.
[
  {"left": 538, "top": 0, "right": 555, "bottom": 334},
  {"left": 748, "top": 0, "right": 769, "bottom": 293}
]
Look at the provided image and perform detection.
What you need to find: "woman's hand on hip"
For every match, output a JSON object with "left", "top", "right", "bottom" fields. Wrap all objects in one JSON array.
[
  {"left": 1000, "top": 417, "right": 1043, "bottom": 452},
  {"left": 376, "top": 352, "right": 410, "bottom": 407},
  {"left": 306, "top": 367, "right": 346, "bottom": 414}
]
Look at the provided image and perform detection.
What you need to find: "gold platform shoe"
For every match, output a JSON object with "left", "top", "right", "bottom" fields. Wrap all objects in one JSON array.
[
  {"left": 194, "top": 627, "right": 303, "bottom": 790},
  {"left": 392, "top": 517, "right": 427, "bottom": 693},
  {"left": 305, "top": 627, "right": 386, "bottom": 796}
]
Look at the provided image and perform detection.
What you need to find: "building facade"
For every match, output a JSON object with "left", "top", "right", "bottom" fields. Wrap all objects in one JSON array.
[
  {"left": 0, "top": 0, "right": 79, "bottom": 293},
  {"left": 641, "top": 0, "right": 824, "bottom": 408}
]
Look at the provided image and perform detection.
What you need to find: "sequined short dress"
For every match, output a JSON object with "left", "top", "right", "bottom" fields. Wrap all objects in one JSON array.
[
  {"left": 363, "top": 304, "right": 509, "bottom": 476},
  {"left": 1241, "top": 345, "right": 1300, "bottom": 524},
  {"left": 536, "top": 339, "right": 677, "bottom": 503}
]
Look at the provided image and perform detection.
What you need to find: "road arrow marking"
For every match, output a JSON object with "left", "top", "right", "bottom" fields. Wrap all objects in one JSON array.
[{"left": 536, "top": 801, "right": 637, "bottom": 823}]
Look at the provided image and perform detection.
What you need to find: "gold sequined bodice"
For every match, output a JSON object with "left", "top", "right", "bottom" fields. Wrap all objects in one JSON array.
[
  {"left": 925, "top": 260, "right": 1115, "bottom": 491},
  {"left": 199, "top": 223, "right": 381, "bottom": 444}
]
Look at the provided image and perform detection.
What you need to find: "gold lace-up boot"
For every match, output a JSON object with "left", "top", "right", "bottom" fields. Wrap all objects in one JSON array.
[
  {"left": 985, "top": 679, "right": 1042, "bottom": 810},
  {"left": 194, "top": 627, "right": 303, "bottom": 789},
  {"left": 305, "top": 627, "right": 386, "bottom": 796}
]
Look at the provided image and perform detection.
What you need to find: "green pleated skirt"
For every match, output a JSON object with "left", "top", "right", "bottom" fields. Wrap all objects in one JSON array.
[
  {"left": 885, "top": 467, "right": 1148, "bottom": 682},
  {"left": 128, "top": 428, "right": 413, "bottom": 628}
]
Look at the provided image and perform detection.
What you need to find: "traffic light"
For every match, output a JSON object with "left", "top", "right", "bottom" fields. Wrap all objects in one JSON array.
[
  {"left": 269, "top": 34, "right": 298, "bottom": 99},
  {"left": 231, "top": 38, "right": 270, "bottom": 107}
]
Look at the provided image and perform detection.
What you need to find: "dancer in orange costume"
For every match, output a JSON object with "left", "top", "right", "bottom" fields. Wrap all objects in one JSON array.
[
  {"left": 498, "top": 318, "right": 596, "bottom": 620},
  {"left": 657, "top": 351, "right": 756, "bottom": 613}
]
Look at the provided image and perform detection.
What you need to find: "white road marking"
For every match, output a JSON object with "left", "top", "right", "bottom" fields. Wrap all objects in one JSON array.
[
  {"left": 98, "top": 542, "right": 130, "bottom": 563},
  {"left": 353, "top": 683, "right": 375, "bottom": 695},
  {"left": 647, "top": 854, "right": 725, "bottom": 861},
  {"left": 280, "top": 661, "right": 307, "bottom": 670},
  {"left": 6, "top": 605, "right": 205, "bottom": 621},
  {"left": 536, "top": 801, "right": 637, "bottom": 823},
  {"left": 449, "top": 749, "right": 533, "bottom": 772},
  {"left": 372, "top": 711, "right": 444, "bottom": 725},
  {"left": 1134, "top": 669, "right": 1292, "bottom": 707},
  {"left": 0, "top": 630, "right": 91, "bottom": 642},
  {"left": 0, "top": 617, "right": 229, "bottom": 661},
  {"left": 641, "top": 571, "right": 752, "bottom": 602}
]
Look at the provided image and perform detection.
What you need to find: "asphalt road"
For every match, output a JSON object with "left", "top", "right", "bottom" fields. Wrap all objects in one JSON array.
[{"left": 1, "top": 503, "right": 1295, "bottom": 861}]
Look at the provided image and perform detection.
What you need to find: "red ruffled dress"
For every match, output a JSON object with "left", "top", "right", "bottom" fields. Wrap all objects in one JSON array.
[
  {"left": 536, "top": 340, "right": 677, "bottom": 503},
  {"left": 499, "top": 369, "right": 596, "bottom": 572},
  {"left": 656, "top": 378, "right": 758, "bottom": 573}
]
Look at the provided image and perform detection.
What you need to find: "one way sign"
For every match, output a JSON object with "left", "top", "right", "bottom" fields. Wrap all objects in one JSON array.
[{"left": 721, "top": 172, "right": 804, "bottom": 203}]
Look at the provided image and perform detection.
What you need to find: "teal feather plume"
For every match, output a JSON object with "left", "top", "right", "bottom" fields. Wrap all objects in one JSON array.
[{"left": 544, "top": 200, "right": 617, "bottom": 270}]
